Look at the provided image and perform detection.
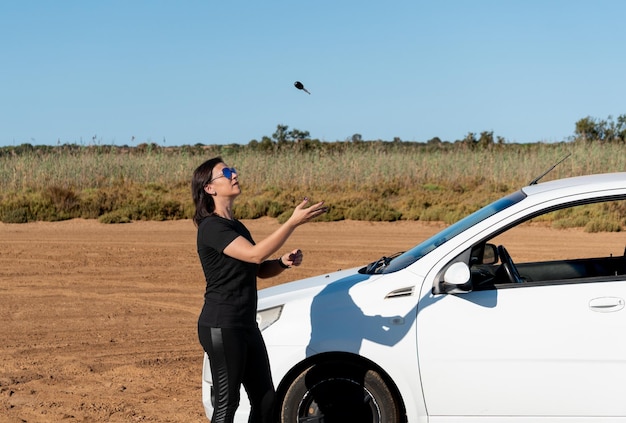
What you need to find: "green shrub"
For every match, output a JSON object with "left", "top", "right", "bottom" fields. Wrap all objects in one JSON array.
[
  {"left": 0, "top": 207, "right": 31, "bottom": 223},
  {"left": 584, "top": 220, "right": 622, "bottom": 233},
  {"left": 99, "top": 209, "right": 133, "bottom": 224}
]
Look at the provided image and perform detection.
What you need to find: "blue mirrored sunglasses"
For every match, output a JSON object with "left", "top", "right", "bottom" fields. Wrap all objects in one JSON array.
[{"left": 208, "top": 167, "right": 237, "bottom": 184}]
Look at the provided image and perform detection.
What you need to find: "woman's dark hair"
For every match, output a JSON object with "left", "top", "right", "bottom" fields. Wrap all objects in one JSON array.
[{"left": 192, "top": 156, "right": 223, "bottom": 226}]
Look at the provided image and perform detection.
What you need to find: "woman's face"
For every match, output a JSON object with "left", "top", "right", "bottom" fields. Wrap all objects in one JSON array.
[{"left": 205, "top": 163, "right": 240, "bottom": 197}]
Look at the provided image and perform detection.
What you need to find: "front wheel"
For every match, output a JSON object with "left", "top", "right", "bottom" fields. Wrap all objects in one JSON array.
[{"left": 279, "top": 361, "right": 403, "bottom": 423}]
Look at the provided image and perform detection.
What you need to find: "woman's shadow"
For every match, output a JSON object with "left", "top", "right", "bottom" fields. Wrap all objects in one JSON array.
[{"left": 306, "top": 273, "right": 418, "bottom": 357}]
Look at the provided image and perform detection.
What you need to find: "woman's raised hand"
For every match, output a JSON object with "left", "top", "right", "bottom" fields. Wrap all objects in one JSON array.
[{"left": 288, "top": 197, "right": 328, "bottom": 226}]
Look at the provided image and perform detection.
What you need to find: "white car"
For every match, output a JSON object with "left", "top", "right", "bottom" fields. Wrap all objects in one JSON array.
[{"left": 202, "top": 172, "right": 626, "bottom": 422}]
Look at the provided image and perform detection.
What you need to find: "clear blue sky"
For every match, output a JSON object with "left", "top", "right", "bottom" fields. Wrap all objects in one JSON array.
[{"left": 2, "top": 0, "right": 624, "bottom": 147}]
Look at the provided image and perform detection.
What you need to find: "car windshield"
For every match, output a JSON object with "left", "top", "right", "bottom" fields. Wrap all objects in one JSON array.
[{"left": 381, "top": 190, "right": 527, "bottom": 273}]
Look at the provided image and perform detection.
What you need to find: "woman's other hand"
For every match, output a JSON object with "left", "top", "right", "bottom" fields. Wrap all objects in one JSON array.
[{"left": 282, "top": 249, "right": 303, "bottom": 267}]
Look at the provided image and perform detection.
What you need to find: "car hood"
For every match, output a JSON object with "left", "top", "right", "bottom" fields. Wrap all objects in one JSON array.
[{"left": 258, "top": 266, "right": 366, "bottom": 309}]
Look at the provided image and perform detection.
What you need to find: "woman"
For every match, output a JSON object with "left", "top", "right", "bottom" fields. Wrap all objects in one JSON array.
[{"left": 191, "top": 157, "right": 327, "bottom": 423}]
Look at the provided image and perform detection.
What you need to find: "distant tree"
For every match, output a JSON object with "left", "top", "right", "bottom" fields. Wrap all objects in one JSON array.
[
  {"left": 575, "top": 116, "right": 603, "bottom": 141},
  {"left": 272, "top": 124, "right": 289, "bottom": 144},
  {"left": 575, "top": 114, "right": 626, "bottom": 143},
  {"left": 615, "top": 115, "right": 626, "bottom": 142},
  {"left": 605, "top": 115, "right": 626, "bottom": 142},
  {"left": 288, "top": 128, "right": 310, "bottom": 141},
  {"left": 478, "top": 131, "right": 494, "bottom": 146},
  {"left": 271, "top": 125, "right": 311, "bottom": 146},
  {"left": 259, "top": 136, "right": 274, "bottom": 152},
  {"left": 463, "top": 132, "right": 477, "bottom": 144}
]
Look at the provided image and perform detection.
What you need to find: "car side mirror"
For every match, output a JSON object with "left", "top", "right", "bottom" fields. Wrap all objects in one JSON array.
[
  {"left": 483, "top": 243, "right": 498, "bottom": 265},
  {"left": 435, "top": 262, "right": 472, "bottom": 294}
]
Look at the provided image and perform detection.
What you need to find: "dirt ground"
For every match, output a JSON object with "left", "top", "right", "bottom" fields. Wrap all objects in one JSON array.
[{"left": 1, "top": 218, "right": 624, "bottom": 422}]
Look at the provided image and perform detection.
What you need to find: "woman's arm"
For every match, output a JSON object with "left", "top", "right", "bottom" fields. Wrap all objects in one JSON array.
[
  {"left": 223, "top": 199, "right": 326, "bottom": 264},
  {"left": 258, "top": 249, "right": 303, "bottom": 279}
]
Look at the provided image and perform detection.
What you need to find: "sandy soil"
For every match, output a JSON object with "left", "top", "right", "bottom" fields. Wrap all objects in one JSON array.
[{"left": 1, "top": 218, "right": 624, "bottom": 422}]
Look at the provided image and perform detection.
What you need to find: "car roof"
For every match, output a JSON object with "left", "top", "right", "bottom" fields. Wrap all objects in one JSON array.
[{"left": 521, "top": 172, "right": 626, "bottom": 197}]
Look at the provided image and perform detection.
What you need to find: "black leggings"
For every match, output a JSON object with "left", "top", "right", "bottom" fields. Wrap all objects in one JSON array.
[{"left": 198, "top": 325, "right": 275, "bottom": 423}]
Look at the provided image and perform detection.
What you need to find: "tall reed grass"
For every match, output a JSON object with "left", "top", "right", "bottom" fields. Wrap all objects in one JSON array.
[{"left": 0, "top": 141, "right": 624, "bottom": 228}]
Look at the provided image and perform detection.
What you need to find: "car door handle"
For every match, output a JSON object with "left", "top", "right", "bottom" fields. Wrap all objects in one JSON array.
[{"left": 589, "top": 297, "right": 625, "bottom": 312}]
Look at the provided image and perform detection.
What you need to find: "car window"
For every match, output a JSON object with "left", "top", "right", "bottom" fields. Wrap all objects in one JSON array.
[{"left": 472, "top": 199, "right": 626, "bottom": 289}]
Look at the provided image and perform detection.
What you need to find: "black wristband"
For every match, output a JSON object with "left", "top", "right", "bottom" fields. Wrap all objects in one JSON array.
[{"left": 278, "top": 257, "right": 290, "bottom": 269}]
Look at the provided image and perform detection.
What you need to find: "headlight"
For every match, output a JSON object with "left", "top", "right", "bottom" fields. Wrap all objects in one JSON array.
[{"left": 256, "top": 305, "right": 283, "bottom": 331}]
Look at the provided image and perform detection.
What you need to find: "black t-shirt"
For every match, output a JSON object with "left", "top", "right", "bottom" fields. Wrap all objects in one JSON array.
[{"left": 197, "top": 215, "right": 259, "bottom": 328}]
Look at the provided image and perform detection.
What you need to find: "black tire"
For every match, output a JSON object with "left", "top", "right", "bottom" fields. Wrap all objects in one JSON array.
[{"left": 279, "top": 361, "right": 402, "bottom": 423}]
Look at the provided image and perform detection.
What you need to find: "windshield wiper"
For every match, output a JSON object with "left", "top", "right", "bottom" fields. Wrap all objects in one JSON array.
[{"left": 364, "top": 252, "right": 403, "bottom": 274}]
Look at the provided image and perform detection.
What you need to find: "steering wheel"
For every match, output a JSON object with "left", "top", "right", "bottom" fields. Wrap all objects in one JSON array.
[{"left": 497, "top": 245, "right": 524, "bottom": 284}]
